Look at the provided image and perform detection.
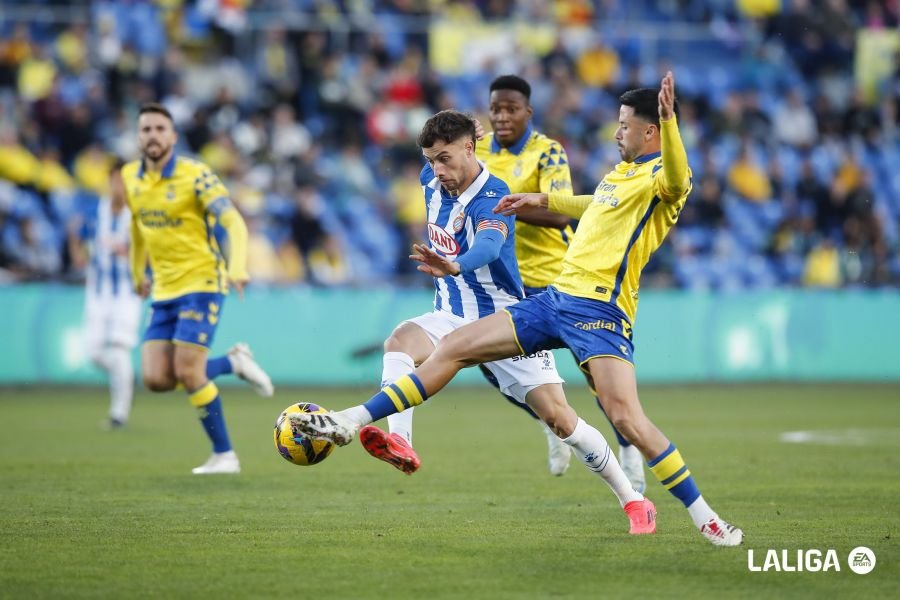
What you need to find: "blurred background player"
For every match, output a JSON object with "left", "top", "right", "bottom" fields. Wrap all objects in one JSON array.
[
  {"left": 78, "top": 159, "right": 143, "bottom": 430},
  {"left": 124, "top": 103, "right": 273, "bottom": 475},
  {"left": 319, "top": 110, "right": 656, "bottom": 534}
]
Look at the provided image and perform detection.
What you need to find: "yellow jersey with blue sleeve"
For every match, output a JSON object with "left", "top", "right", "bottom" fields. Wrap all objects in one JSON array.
[
  {"left": 548, "top": 117, "right": 691, "bottom": 323},
  {"left": 475, "top": 125, "right": 574, "bottom": 289},
  {"left": 122, "top": 154, "right": 249, "bottom": 302}
]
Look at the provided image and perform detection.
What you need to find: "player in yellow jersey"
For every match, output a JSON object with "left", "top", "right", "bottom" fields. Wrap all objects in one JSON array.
[
  {"left": 475, "top": 75, "right": 644, "bottom": 485},
  {"left": 123, "top": 103, "right": 274, "bottom": 475},
  {"left": 292, "top": 72, "right": 743, "bottom": 546}
]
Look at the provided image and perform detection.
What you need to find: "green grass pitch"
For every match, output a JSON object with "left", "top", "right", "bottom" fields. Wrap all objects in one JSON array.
[{"left": 0, "top": 383, "right": 897, "bottom": 598}]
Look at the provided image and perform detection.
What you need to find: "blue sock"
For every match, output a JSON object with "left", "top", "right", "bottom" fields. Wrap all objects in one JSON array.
[
  {"left": 648, "top": 443, "right": 702, "bottom": 507},
  {"left": 480, "top": 364, "right": 539, "bottom": 419},
  {"left": 190, "top": 383, "right": 232, "bottom": 453},
  {"left": 363, "top": 374, "right": 427, "bottom": 421},
  {"left": 206, "top": 356, "right": 233, "bottom": 379},
  {"left": 594, "top": 397, "right": 631, "bottom": 447}
]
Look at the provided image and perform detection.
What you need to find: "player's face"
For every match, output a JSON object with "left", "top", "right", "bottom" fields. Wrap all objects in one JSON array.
[
  {"left": 488, "top": 89, "right": 533, "bottom": 147},
  {"left": 422, "top": 137, "right": 475, "bottom": 195},
  {"left": 615, "top": 105, "right": 656, "bottom": 163},
  {"left": 138, "top": 112, "right": 177, "bottom": 163}
]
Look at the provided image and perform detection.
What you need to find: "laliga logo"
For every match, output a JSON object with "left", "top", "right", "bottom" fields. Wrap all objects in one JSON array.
[
  {"left": 427, "top": 223, "right": 460, "bottom": 257},
  {"left": 747, "top": 546, "right": 876, "bottom": 574}
]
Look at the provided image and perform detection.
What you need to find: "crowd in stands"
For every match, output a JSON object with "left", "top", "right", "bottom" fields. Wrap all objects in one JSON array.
[{"left": 0, "top": 0, "right": 897, "bottom": 290}]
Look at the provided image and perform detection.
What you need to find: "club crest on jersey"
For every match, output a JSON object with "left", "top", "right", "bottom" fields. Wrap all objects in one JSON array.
[
  {"left": 452, "top": 211, "right": 466, "bottom": 233},
  {"left": 427, "top": 222, "right": 460, "bottom": 257}
]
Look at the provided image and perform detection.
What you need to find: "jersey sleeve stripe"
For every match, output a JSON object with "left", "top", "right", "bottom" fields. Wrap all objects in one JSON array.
[
  {"left": 609, "top": 197, "right": 661, "bottom": 306},
  {"left": 475, "top": 220, "right": 509, "bottom": 238}
]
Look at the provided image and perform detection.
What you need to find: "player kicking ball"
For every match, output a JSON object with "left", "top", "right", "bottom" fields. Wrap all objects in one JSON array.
[
  {"left": 292, "top": 73, "right": 742, "bottom": 546},
  {"left": 299, "top": 109, "right": 656, "bottom": 535}
]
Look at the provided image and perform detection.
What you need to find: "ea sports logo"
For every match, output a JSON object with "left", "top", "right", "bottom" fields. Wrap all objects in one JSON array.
[
  {"left": 847, "top": 546, "right": 876, "bottom": 575},
  {"left": 427, "top": 223, "right": 460, "bottom": 257}
]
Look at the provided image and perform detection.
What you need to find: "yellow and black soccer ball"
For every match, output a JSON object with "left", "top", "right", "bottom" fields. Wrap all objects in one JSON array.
[{"left": 273, "top": 403, "right": 335, "bottom": 466}]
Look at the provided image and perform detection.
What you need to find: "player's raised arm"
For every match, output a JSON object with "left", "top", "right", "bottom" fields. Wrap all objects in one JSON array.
[{"left": 657, "top": 71, "right": 690, "bottom": 202}]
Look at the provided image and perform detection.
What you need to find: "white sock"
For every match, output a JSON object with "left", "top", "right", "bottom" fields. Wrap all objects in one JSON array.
[
  {"left": 563, "top": 418, "right": 643, "bottom": 507},
  {"left": 106, "top": 346, "right": 134, "bottom": 423},
  {"left": 382, "top": 352, "right": 416, "bottom": 445},
  {"left": 341, "top": 405, "right": 375, "bottom": 427},
  {"left": 686, "top": 495, "right": 717, "bottom": 529}
]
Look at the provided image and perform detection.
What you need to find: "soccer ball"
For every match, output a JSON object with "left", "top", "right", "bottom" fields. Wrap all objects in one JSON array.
[{"left": 273, "top": 403, "right": 335, "bottom": 466}]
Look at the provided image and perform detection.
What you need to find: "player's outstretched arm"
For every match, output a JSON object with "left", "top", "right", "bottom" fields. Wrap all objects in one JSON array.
[
  {"left": 657, "top": 70, "right": 690, "bottom": 202},
  {"left": 494, "top": 192, "right": 548, "bottom": 216},
  {"left": 496, "top": 192, "right": 593, "bottom": 220},
  {"left": 494, "top": 191, "right": 570, "bottom": 228}
]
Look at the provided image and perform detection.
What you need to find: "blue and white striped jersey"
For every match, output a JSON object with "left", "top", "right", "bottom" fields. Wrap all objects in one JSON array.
[
  {"left": 420, "top": 163, "right": 524, "bottom": 320},
  {"left": 84, "top": 199, "right": 136, "bottom": 299}
]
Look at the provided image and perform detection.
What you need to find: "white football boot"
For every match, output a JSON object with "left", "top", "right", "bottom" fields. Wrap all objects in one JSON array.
[
  {"left": 227, "top": 343, "right": 274, "bottom": 397},
  {"left": 543, "top": 424, "right": 571, "bottom": 476},
  {"left": 288, "top": 411, "right": 359, "bottom": 446},
  {"left": 618, "top": 444, "right": 646, "bottom": 494},
  {"left": 192, "top": 450, "right": 241, "bottom": 474},
  {"left": 699, "top": 516, "right": 744, "bottom": 546}
]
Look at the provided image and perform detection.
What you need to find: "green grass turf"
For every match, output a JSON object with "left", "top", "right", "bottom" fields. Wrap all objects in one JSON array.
[{"left": 0, "top": 383, "right": 897, "bottom": 599}]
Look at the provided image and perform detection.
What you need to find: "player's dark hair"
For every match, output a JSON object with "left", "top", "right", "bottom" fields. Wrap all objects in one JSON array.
[
  {"left": 138, "top": 102, "right": 174, "bottom": 123},
  {"left": 489, "top": 75, "right": 531, "bottom": 102},
  {"left": 619, "top": 88, "right": 680, "bottom": 127},
  {"left": 417, "top": 110, "right": 477, "bottom": 149}
]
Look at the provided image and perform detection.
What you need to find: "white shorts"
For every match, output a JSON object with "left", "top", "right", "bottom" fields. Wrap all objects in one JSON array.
[
  {"left": 405, "top": 310, "right": 563, "bottom": 404},
  {"left": 84, "top": 293, "right": 143, "bottom": 356}
]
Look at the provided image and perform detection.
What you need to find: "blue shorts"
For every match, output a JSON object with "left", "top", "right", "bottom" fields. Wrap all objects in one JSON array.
[
  {"left": 143, "top": 292, "right": 225, "bottom": 349},
  {"left": 523, "top": 285, "right": 547, "bottom": 297},
  {"left": 505, "top": 286, "right": 635, "bottom": 368}
]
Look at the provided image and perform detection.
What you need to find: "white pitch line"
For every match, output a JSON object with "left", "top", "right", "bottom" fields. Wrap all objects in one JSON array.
[{"left": 779, "top": 429, "right": 900, "bottom": 446}]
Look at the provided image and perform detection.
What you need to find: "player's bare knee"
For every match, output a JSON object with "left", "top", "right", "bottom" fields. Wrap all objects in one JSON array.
[
  {"left": 383, "top": 333, "right": 407, "bottom": 354},
  {"left": 143, "top": 374, "right": 174, "bottom": 392}
]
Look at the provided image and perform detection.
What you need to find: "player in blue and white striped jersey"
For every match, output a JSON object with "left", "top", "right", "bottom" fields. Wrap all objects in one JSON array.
[
  {"left": 421, "top": 158, "right": 523, "bottom": 321},
  {"left": 350, "top": 112, "right": 654, "bottom": 526},
  {"left": 81, "top": 160, "right": 144, "bottom": 429}
]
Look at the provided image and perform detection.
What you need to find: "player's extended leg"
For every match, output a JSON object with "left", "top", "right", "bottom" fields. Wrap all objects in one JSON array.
[
  {"left": 290, "top": 312, "right": 522, "bottom": 445},
  {"left": 479, "top": 363, "right": 571, "bottom": 476},
  {"left": 518, "top": 382, "right": 655, "bottom": 534},
  {"left": 206, "top": 343, "right": 274, "bottom": 397},
  {"left": 359, "top": 322, "right": 435, "bottom": 474},
  {"left": 587, "top": 356, "right": 743, "bottom": 546},
  {"left": 174, "top": 344, "right": 239, "bottom": 475},
  {"left": 581, "top": 368, "right": 645, "bottom": 492}
]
